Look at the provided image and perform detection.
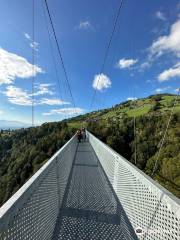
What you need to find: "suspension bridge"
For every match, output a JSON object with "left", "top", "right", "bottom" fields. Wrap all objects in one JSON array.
[
  {"left": 0, "top": 0, "right": 179, "bottom": 238},
  {"left": 0, "top": 131, "right": 179, "bottom": 240}
]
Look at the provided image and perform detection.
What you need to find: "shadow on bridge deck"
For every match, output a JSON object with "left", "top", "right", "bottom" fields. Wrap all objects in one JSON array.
[{"left": 52, "top": 141, "right": 137, "bottom": 240}]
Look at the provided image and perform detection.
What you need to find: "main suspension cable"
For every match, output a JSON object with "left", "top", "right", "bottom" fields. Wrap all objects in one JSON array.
[
  {"left": 89, "top": 0, "right": 124, "bottom": 112},
  {"left": 42, "top": 1, "right": 68, "bottom": 120},
  {"left": 44, "top": 0, "right": 76, "bottom": 111},
  {"left": 32, "top": 0, "right": 35, "bottom": 126}
]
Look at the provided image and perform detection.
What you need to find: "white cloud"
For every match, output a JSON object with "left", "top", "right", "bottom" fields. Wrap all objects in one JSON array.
[
  {"left": 24, "top": 33, "right": 31, "bottom": 40},
  {"left": 3, "top": 85, "right": 69, "bottom": 106},
  {"left": 138, "top": 60, "right": 152, "bottom": 72},
  {"left": 0, "top": 48, "right": 43, "bottom": 85},
  {"left": 140, "top": 19, "right": 180, "bottom": 72},
  {"left": 139, "top": 61, "right": 151, "bottom": 71},
  {"left": 155, "top": 86, "right": 171, "bottom": 93},
  {"left": 0, "top": 110, "right": 4, "bottom": 115},
  {"left": 34, "top": 83, "right": 54, "bottom": 96},
  {"left": 127, "top": 97, "right": 137, "bottom": 101},
  {"left": 30, "top": 41, "right": 39, "bottom": 51},
  {"left": 92, "top": 73, "right": 111, "bottom": 91},
  {"left": 77, "top": 21, "right": 91, "bottom": 30},
  {"left": 155, "top": 11, "right": 166, "bottom": 21},
  {"left": 116, "top": 58, "right": 138, "bottom": 69},
  {"left": 24, "top": 32, "right": 39, "bottom": 51},
  {"left": 149, "top": 20, "right": 180, "bottom": 58},
  {"left": 158, "top": 63, "right": 180, "bottom": 82},
  {"left": 5, "top": 86, "right": 32, "bottom": 106},
  {"left": 39, "top": 98, "right": 70, "bottom": 106},
  {"left": 43, "top": 107, "right": 84, "bottom": 116}
]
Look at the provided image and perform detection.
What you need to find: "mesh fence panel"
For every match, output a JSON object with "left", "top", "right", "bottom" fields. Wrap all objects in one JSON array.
[
  {"left": 0, "top": 136, "right": 77, "bottom": 240},
  {"left": 88, "top": 131, "right": 180, "bottom": 240}
]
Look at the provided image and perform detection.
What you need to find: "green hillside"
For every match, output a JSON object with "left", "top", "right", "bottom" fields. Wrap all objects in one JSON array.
[
  {"left": 68, "top": 93, "right": 180, "bottom": 123},
  {"left": 0, "top": 93, "right": 179, "bottom": 206},
  {"left": 69, "top": 93, "right": 180, "bottom": 197}
]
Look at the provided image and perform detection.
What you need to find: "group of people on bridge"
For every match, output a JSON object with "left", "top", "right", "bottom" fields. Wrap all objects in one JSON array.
[{"left": 76, "top": 128, "right": 86, "bottom": 142}]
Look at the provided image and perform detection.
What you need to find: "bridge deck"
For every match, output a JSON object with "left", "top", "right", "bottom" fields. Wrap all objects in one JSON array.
[{"left": 52, "top": 141, "right": 136, "bottom": 240}]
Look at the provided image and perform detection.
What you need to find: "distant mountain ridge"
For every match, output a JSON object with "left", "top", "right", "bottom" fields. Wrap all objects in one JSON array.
[{"left": 0, "top": 120, "right": 30, "bottom": 129}]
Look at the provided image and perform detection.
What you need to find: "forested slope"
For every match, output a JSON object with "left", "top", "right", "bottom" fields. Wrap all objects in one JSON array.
[{"left": 0, "top": 122, "right": 73, "bottom": 206}]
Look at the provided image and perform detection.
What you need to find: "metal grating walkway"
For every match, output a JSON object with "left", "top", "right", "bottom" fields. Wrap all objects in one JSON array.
[{"left": 52, "top": 141, "right": 137, "bottom": 240}]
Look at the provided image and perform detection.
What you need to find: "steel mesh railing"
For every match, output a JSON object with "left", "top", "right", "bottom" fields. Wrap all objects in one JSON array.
[
  {"left": 0, "top": 135, "right": 77, "bottom": 240},
  {"left": 88, "top": 131, "right": 180, "bottom": 240}
]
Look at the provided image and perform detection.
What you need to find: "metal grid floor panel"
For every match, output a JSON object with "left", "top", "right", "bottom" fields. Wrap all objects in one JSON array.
[
  {"left": 77, "top": 143, "right": 92, "bottom": 152},
  {"left": 57, "top": 216, "right": 125, "bottom": 240},
  {"left": 66, "top": 143, "right": 117, "bottom": 214},
  {"left": 75, "top": 151, "right": 98, "bottom": 166},
  {"left": 66, "top": 166, "right": 117, "bottom": 214}
]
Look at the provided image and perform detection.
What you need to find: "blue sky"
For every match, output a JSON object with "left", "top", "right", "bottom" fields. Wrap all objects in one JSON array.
[{"left": 0, "top": 0, "right": 179, "bottom": 124}]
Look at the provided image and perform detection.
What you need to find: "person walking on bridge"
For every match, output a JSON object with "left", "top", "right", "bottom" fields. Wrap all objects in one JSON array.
[
  {"left": 76, "top": 129, "right": 82, "bottom": 143},
  {"left": 81, "top": 128, "right": 86, "bottom": 141}
]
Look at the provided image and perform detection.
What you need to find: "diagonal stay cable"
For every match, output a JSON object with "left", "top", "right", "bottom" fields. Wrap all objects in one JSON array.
[
  {"left": 151, "top": 88, "right": 180, "bottom": 177},
  {"left": 44, "top": 0, "right": 76, "bottom": 111},
  {"left": 89, "top": 0, "right": 124, "bottom": 112}
]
